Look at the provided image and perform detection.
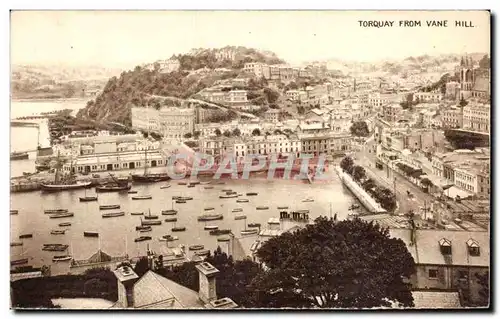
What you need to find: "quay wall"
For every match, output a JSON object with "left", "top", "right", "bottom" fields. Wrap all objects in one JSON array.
[{"left": 335, "top": 166, "right": 386, "bottom": 214}]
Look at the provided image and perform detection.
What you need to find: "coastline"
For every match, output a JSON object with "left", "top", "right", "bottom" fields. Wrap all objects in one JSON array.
[{"left": 11, "top": 97, "right": 91, "bottom": 103}]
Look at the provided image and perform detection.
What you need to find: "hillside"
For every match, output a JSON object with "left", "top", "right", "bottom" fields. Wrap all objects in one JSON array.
[
  {"left": 11, "top": 64, "right": 122, "bottom": 100},
  {"left": 77, "top": 46, "right": 286, "bottom": 125}
]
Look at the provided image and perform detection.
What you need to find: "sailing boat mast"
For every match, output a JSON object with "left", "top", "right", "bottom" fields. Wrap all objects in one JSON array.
[{"left": 144, "top": 148, "right": 148, "bottom": 176}]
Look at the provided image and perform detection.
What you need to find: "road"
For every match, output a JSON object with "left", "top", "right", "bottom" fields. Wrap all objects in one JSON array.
[{"left": 355, "top": 137, "right": 436, "bottom": 215}]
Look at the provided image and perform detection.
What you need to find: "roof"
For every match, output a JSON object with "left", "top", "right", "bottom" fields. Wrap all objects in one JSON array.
[
  {"left": 298, "top": 123, "right": 329, "bottom": 131},
  {"left": 308, "top": 109, "right": 325, "bottom": 116},
  {"left": 88, "top": 250, "right": 112, "bottom": 263},
  {"left": 411, "top": 291, "right": 462, "bottom": 309},
  {"left": 389, "top": 228, "right": 489, "bottom": 267},
  {"left": 133, "top": 270, "right": 205, "bottom": 309},
  {"left": 472, "top": 76, "right": 490, "bottom": 92}
]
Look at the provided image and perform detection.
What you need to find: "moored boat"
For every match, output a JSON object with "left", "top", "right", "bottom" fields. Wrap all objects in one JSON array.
[
  {"left": 171, "top": 226, "right": 186, "bottom": 232},
  {"left": 348, "top": 204, "right": 360, "bottom": 210},
  {"left": 204, "top": 225, "right": 218, "bottom": 230},
  {"left": 178, "top": 181, "right": 187, "bottom": 186},
  {"left": 209, "top": 229, "right": 231, "bottom": 236},
  {"left": 52, "top": 255, "right": 72, "bottom": 262},
  {"left": 189, "top": 244, "right": 204, "bottom": 251},
  {"left": 144, "top": 210, "right": 159, "bottom": 220},
  {"left": 232, "top": 208, "right": 243, "bottom": 213},
  {"left": 219, "top": 194, "right": 238, "bottom": 199},
  {"left": 187, "top": 184, "right": 195, "bottom": 188},
  {"left": 139, "top": 228, "right": 152, "bottom": 233},
  {"left": 19, "top": 234, "right": 33, "bottom": 239},
  {"left": 10, "top": 209, "right": 18, "bottom": 215},
  {"left": 99, "top": 204, "right": 120, "bottom": 210},
  {"left": 246, "top": 192, "right": 258, "bottom": 196},
  {"left": 222, "top": 189, "right": 232, "bottom": 192},
  {"left": 172, "top": 196, "right": 193, "bottom": 201},
  {"left": 176, "top": 200, "right": 187, "bottom": 204},
  {"left": 41, "top": 181, "right": 92, "bottom": 192},
  {"left": 58, "top": 222, "right": 71, "bottom": 227},
  {"left": 241, "top": 229, "right": 259, "bottom": 236},
  {"left": 159, "top": 235, "right": 178, "bottom": 242},
  {"left": 128, "top": 190, "right": 138, "bottom": 194},
  {"left": 134, "top": 236, "right": 152, "bottom": 242},
  {"left": 84, "top": 231, "right": 99, "bottom": 237},
  {"left": 10, "top": 242, "right": 23, "bottom": 247},
  {"left": 131, "top": 212, "right": 144, "bottom": 216},
  {"left": 217, "top": 236, "right": 230, "bottom": 242},
  {"left": 204, "top": 186, "right": 214, "bottom": 189},
  {"left": 141, "top": 220, "right": 162, "bottom": 226},
  {"left": 256, "top": 206, "right": 269, "bottom": 210},
  {"left": 302, "top": 198, "right": 314, "bottom": 203},
  {"left": 277, "top": 206, "right": 289, "bottom": 210},
  {"left": 160, "top": 184, "right": 171, "bottom": 189},
  {"left": 10, "top": 151, "right": 29, "bottom": 160},
  {"left": 164, "top": 217, "right": 178, "bottom": 222},
  {"left": 131, "top": 195, "right": 152, "bottom": 200},
  {"left": 197, "top": 214, "right": 223, "bottom": 222},
  {"left": 234, "top": 215, "right": 247, "bottom": 220},
  {"left": 136, "top": 226, "right": 152, "bottom": 231},
  {"left": 42, "top": 244, "right": 69, "bottom": 252},
  {"left": 79, "top": 196, "right": 98, "bottom": 202},
  {"left": 194, "top": 250, "right": 210, "bottom": 256},
  {"left": 96, "top": 183, "right": 131, "bottom": 193},
  {"left": 236, "top": 199, "right": 249, "bottom": 203},
  {"left": 44, "top": 209, "right": 68, "bottom": 214},
  {"left": 11, "top": 258, "right": 29, "bottom": 266},
  {"left": 49, "top": 212, "right": 74, "bottom": 219},
  {"left": 204, "top": 207, "right": 215, "bottom": 211},
  {"left": 247, "top": 223, "right": 261, "bottom": 228},
  {"left": 51, "top": 230, "right": 66, "bottom": 235},
  {"left": 102, "top": 212, "right": 125, "bottom": 218},
  {"left": 162, "top": 210, "right": 177, "bottom": 216}
]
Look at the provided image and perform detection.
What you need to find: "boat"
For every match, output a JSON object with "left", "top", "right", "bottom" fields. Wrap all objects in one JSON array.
[
  {"left": 96, "top": 183, "right": 131, "bottom": 193},
  {"left": 248, "top": 223, "right": 261, "bottom": 228},
  {"left": 144, "top": 210, "right": 159, "bottom": 220},
  {"left": 173, "top": 196, "right": 193, "bottom": 201},
  {"left": 58, "top": 222, "right": 71, "bottom": 227},
  {"left": 141, "top": 220, "right": 162, "bottom": 226},
  {"left": 102, "top": 212, "right": 125, "bottom": 218},
  {"left": 132, "top": 149, "right": 171, "bottom": 183},
  {"left": 49, "top": 212, "right": 74, "bottom": 219},
  {"left": 187, "top": 184, "right": 195, "bottom": 188},
  {"left": 236, "top": 199, "right": 249, "bottom": 203},
  {"left": 132, "top": 195, "right": 152, "bottom": 200},
  {"left": 190, "top": 181, "right": 201, "bottom": 185},
  {"left": 10, "top": 209, "right": 18, "bottom": 215},
  {"left": 10, "top": 151, "right": 29, "bottom": 160},
  {"left": 204, "top": 225, "right": 218, "bottom": 230},
  {"left": 10, "top": 242, "right": 23, "bottom": 247},
  {"left": 162, "top": 210, "right": 177, "bottom": 216},
  {"left": 44, "top": 209, "right": 68, "bottom": 214},
  {"left": 99, "top": 204, "right": 120, "bottom": 210},
  {"left": 139, "top": 228, "right": 152, "bottom": 233},
  {"left": 204, "top": 207, "right": 215, "bottom": 211},
  {"left": 164, "top": 217, "right": 178, "bottom": 222},
  {"left": 219, "top": 194, "right": 238, "bottom": 199},
  {"left": 41, "top": 180, "right": 92, "bottom": 192},
  {"left": 134, "top": 236, "right": 152, "bottom": 242},
  {"left": 204, "top": 186, "right": 214, "bottom": 189},
  {"left": 277, "top": 206, "right": 289, "bottom": 210},
  {"left": 178, "top": 181, "right": 187, "bottom": 185},
  {"left": 19, "top": 234, "right": 33, "bottom": 239},
  {"left": 51, "top": 230, "right": 66, "bottom": 235},
  {"left": 176, "top": 200, "right": 187, "bottom": 204},
  {"left": 171, "top": 226, "right": 186, "bottom": 232},
  {"left": 42, "top": 244, "right": 69, "bottom": 252},
  {"left": 159, "top": 235, "right": 179, "bottom": 242},
  {"left": 195, "top": 250, "right": 210, "bottom": 256},
  {"left": 209, "top": 229, "right": 231, "bottom": 236},
  {"left": 11, "top": 258, "right": 29, "bottom": 266},
  {"left": 217, "top": 236, "right": 230, "bottom": 242},
  {"left": 234, "top": 215, "right": 247, "bottom": 220},
  {"left": 246, "top": 192, "right": 258, "bottom": 196},
  {"left": 302, "top": 198, "right": 314, "bottom": 203},
  {"left": 222, "top": 189, "right": 232, "bottom": 192},
  {"left": 256, "top": 206, "right": 269, "bottom": 210},
  {"left": 200, "top": 181, "right": 211, "bottom": 185},
  {"left": 160, "top": 184, "right": 171, "bottom": 189},
  {"left": 83, "top": 231, "right": 99, "bottom": 237},
  {"left": 226, "top": 191, "right": 237, "bottom": 195},
  {"left": 131, "top": 212, "right": 144, "bottom": 216},
  {"left": 136, "top": 226, "right": 152, "bottom": 231},
  {"left": 52, "top": 255, "right": 72, "bottom": 262},
  {"left": 348, "top": 204, "right": 361, "bottom": 210},
  {"left": 197, "top": 214, "right": 223, "bottom": 222},
  {"left": 241, "top": 229, "right": 259, "bottom": 236},
  {"left": 232, "top": 208, "right": 243, "bottom": 213},
  {"left": 79, "top": 196, "right": 98, "bottom": 202},
  {"left": 189, "top": 244, "right": 205, "bottom": 251}
]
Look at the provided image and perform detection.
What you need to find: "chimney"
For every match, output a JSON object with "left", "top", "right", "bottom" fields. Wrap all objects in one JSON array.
[
  {"left": 113, "top": 265, "right": 139, "bottom": 308},
  {"left": 195, "top": 262, "right": 220, "bottom": 304}
]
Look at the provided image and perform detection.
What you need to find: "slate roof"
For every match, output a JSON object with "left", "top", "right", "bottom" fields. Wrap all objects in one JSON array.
[
  {"left": 472, "top": 76, "right": 490, "bottom": 92},
  {"left": 389, "top": 229, "right": 489, "bottom": 267}
]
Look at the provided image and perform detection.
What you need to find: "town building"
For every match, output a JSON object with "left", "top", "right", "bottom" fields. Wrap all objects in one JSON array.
[
  {"left": 131, "top": 106, "right": 196, "bottom": 140},
  {"left": 462, "top": 104, "right": 490, "bottom": 134},
  {"left": 264, "top": 109, "right": 281, "bottom": 123},
  {"left": 442, "top": 107, "right": 463, "bottom": 129},
  {"left": 445, "top": 81, "right": 461, "bottom": 100},
  {"left": 382, "top": 104, "right": 403, "bottom": 122},
  {"left": 414, "top": 91, "right": 443, "bottom": 103}
]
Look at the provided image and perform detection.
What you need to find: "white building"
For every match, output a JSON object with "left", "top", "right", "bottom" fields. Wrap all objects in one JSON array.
[
  {"left": 463, "top": 104, "right": 490, "bottom": 134},
  {"left": 414, "top": 91, "right": 443, "bottom": 103}
]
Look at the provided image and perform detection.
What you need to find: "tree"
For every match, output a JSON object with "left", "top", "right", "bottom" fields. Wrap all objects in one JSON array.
[
  {"left": 193, "top": 131, "right": 201, "bottom": 139},
  {"left": 352, "top": 165, "right": 366, "bottom": 182},
  {"left": 479, "top": 54, "right": 490, "bottom": 69},
  {"left": 420, "top": 178, "right": 433, "bottom": 192},
  {"left": 362, "top": 178, "right": 376, "bottom": 191},
  {"left": 374, "top": 186, "right": 397, "bottom": 212},
  {"left": 133, "top": 257, "right": 150, "bottom": 278},
  {"left": 475, "top": 271, "right": 489, "bottom": 307},
  {"left": 223, "top": 130, "right": 231, "bottom": 138},
  {"left": 350, "top": 121, "right": 370, "bottom": 137},
  {"left": 184, "top": 132, "right": 193, "bottom": 139},
  {"left": 232, "top": 128, "right": 241, "bottom": 137},
  {"left": 459, "top": 96, "right": 469, "bottom": 108},
  {"left": 252, "top": 128, "right": 261, "bottom": 136},
  {"left": 263, "top": 88, "right": 280, "bottom": 104},
  {"left": 340, "top": 156, "right": 354, "bottom": 174},
  {"left": 214, "top": 128, "right": 222, "bottom": 137},
  {"left": 274, "top": 129, "right": 283, "bottom": 135},
  {"left": 252, "top": 217, "right": 416, "bottom": 308}
]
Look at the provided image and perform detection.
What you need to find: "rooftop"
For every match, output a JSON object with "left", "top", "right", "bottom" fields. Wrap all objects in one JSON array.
[{"left": 411, "top": 291, "right": 461, "bottom": 309}]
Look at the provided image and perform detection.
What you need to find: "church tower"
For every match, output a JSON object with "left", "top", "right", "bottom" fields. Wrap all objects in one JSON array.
[{"left": 457, "top": 55, "right": 475, "bottom": 99}]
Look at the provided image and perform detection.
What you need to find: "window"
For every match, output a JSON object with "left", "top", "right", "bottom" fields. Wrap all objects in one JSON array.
[
  {"left": 439, "top": 238, "right": 452, "bottom": 255},
  {"left": 458, "top": 270, "right": 468, "bottom": 280},
  {"left": 467, "top": 239, "right": 480, "bottom": 256}
]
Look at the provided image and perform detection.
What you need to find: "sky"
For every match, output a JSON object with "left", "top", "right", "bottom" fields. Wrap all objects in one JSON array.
[{"left": 11, "top": 10, "right": 490, "bottom": 68}]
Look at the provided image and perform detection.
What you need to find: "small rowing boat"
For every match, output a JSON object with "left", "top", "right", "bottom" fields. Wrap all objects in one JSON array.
[
  {"left": 189, "top": 244, "right": 205, "bottom": 251},
  {"left": 171, "top": 226, "right": 186, "bottom": 232},
  {"left": 232, "top": 208, "right": 243, "bottom": 213},
  {"left": 139, "top": 228, "right": 152, "bottom": 233},
  {"left": 128, "top": 190, "right": 138, "bottom": 194},
  {"left": 134, "top": 236, "right": 152, "bottom": 242},
  {"left": 99, "top": 204, "right": 120, "bottom": 210},
  {"left": 160, "top": 184, "right": 171, "bottom": 189},
  {"left": 234, "top": 215, "right": 247, "bottom": 220},
  {"left": 19, "top": 234, "right": 33, "bottom": 239},
  {"left": 178, "top": 181, "right": 187, "bottom": 185},
  {"left": 217, "top": 236, "right": 230, "bottom": 242},
  {"left": 44, "top": 209, "right": 68, "bottom": 214},
  {"left": 277, "top": 206, "right": 289, "bottom": 210},
  {"left": 50, "top": 230, "right": 66, "bottom": 235},
  {"left": 204, "top": 225, "right": 218, "bottom": 230},
  {"left": 42, "top": 244, "right": 68, "bottom": 252},
  {"left": 222, "top": 189, "right": 232, "bottom": 192},
  {"left": 84, "top": 231, "right": 99, "bottom": 237},
  {"left": 176, "top": 200, "right": 187, "bottom": 204},
  {"left": 136, "top": 225, "right": 152, "bottom": 231},
  {"left": 256, "top": 206, "right": 269, "bottom": 210},
  {"left": 50, "top": 212, "right": 74, "bottom": 219},
  {"left": 132, "top": 195, "right": 152, "bottom": 200},
  {"left": 204, "top": 186, "right": 214, "bottom": 189},
  {"left": 10, "top": 242, "right": 23, "bottom": 247},
  {"left": 79, "top": 196, "right": 98, "bottom": 202},
  {"left": 209, "top": 229, "right": 231, "bottom": 236},
  {"left": 58, "top": 222, "right": 71, "bottom": 227},
  {"left": 247, "top": 223, "right": 261, "bottom": 228},
  {"left": 102, "top": 212, "right": 125, "bottom": 218},
  {"left": 236, "top": 199, "right": 249, "bottom": 203},
  {"left": 131, "top": 212, "right": 144, "bottom": 216},
  {"left": 187, "top": 184, "right": 195, "bottom": 188},
  {"left": 172, "top": 196, "right": 193, "bottom": 201},
  {"left": 246, "top": 192, "right": 258, "bottom": 196},
  {"left": 219, "top": 194, "right": 238, "bottom": 199},
  {"left": 164, "top": 217, "right": 178, "bottom": 222},
  {"left": 162, "top": 210, "right": 177, "bottom": 215},
  {"left": 241, "top": 229, "right": 259, "bottom": 236},
  {"left": 142, "top": 220, "right": 162, "bottom": 226},
  {"left": 198, "top": 214, "right": 223, "bottom": 222},
  {"left": 52, "top": 255, "right": 72, "bottom": 262},
  {"left": 11, "top": 258, "right": 29, "bottom": 266},
  {"left": 159, "top": 235, "right": 179, "bottom": 242},
  {"left": 195, "top": 250, "right": 210, "bottom": 256},
  {"left": 10, "top": 210, "right": 18, "bottom": 215},
  {"left": 302, "top": 198, "right": 314, "bottom": 203},
  {"left": 204, "top": 207, "right": 215, "bottom": 211}
]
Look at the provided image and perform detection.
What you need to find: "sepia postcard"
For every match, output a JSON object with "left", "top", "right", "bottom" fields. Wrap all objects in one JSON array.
[{"left": 9, "top": 10, "right": 491, "bottom": 310}]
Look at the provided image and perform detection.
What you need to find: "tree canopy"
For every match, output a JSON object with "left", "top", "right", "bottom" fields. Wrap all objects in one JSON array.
[
  {"left": 340, "top": 156, "right": 354, "bottom": 173},
  {"left": 252, "top": 217, "right": 416, "bottom": 308},
  {"left": 350, "top": 121, "right": 370, "bottom": 137}
]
